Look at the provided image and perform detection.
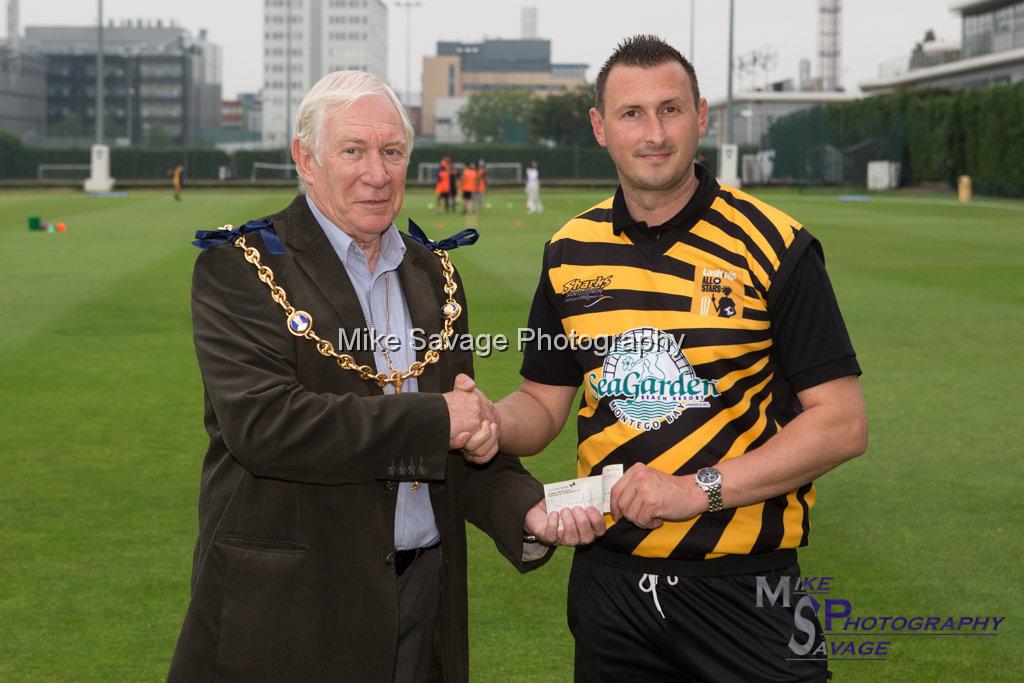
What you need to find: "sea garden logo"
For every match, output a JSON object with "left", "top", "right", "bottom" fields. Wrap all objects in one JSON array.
[{"left": 587, "top": 327, "right": 718, "bottom": 431}]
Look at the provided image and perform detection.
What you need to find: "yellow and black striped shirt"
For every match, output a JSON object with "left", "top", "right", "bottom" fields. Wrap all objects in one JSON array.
[{"left": 521, "top": 167, "right": 860, "bottom": 564}]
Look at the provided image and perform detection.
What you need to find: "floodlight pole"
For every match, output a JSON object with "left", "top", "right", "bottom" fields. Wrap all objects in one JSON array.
[
  {"left": 85, "top": 0, "right": 114, "bottom": 192},
  {"left": 95, "top": 0, "right": 104, "bottom": 143},
  {"left": 395, "top": 1, "right": 421, "bottom": 103},
  {"left": 285, "top": 0, "right": 292, "bottom": 160},
  {"left": 725, "top": 0, "right": 734, "bottom": 146},
  {"left": 690, "top": 0, "right": 695, "bottom": 63}
]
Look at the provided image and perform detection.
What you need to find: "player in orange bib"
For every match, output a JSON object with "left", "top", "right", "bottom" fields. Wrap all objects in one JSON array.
[
  {"left": 461, "top": 161, "right": 478, "bottom": 214},
  {"left": 435, "top": 156, "right": 452, "bottom": 213}
]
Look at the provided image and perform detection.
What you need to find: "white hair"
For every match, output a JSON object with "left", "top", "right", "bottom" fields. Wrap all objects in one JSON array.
[{"left": 292, "top": 70, "right": 414, "bottom": 189}]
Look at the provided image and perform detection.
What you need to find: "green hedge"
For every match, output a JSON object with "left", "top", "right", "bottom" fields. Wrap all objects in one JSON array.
[
  {"left": 0, "top": 140, "right": 232, "bottom": 180},
  {"left": 906, "top": 93, "right": 960, "bottom": 183},
  {"left": 233, "top": 150, "right": 294, "bottom": 179},
  {"left": 959, "top": 83, "right": 1024, "bottom": 196},
  {"left": 0, "top": 137, "right": 730, "bottom": 183},
  {"left": 765, "top": 82, "right": 1024, "bottom": 195}
]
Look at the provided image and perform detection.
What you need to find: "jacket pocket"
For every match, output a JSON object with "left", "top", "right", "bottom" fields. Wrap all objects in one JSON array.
[
  {"left": 213, "top": 535, "right": 317, "bottom": 680},
  {"left": 214, "top": 535, "right": 308, "bottom": 556}
]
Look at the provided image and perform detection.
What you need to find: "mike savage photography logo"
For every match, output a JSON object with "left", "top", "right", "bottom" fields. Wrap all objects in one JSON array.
[
  {"left": 337, "top": 326, "right": 639, "bottom": 358},
  {"left": 755, "top": 574, "right": 1006, "bottom": 663}
]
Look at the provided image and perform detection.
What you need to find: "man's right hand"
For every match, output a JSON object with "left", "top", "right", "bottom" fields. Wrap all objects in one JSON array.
[{"left": 443, "top": 374, "right": 500, "bottom": 461}]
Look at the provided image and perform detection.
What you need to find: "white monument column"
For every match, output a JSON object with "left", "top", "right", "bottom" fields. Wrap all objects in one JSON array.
[
  {"left": 718, "top": 143, "right": 741, "bottom": 188},
  {"left": 84, "top": 144, "right": 115, "bottom": 193}
]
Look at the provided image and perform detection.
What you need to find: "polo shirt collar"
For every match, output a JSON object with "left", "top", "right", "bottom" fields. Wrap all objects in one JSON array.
[{"left": 611, "top": 162, "right": 718, "bottom": 236}]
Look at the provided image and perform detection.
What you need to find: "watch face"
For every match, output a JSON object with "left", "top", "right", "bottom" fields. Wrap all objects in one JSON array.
[{"left": 696, "top": 468, "right": 721, "bottom": 486}]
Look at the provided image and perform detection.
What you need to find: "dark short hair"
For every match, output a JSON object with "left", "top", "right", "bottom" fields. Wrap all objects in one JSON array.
[{"left": 595, "top": 35, "right": 700, "bottom": 113}]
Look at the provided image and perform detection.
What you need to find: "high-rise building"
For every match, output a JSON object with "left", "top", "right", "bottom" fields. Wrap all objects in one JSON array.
[
  {"left": 0, "top": 45, "right": 47, "bottom": 143},
  {"left": 23, "top": 20, "right": 222, "bottom": 145},
  {"left": 261, "top": 0, "right": 388, "bottom": 147},
  {"left": 521, "top": 7, "right": 538, "bottom": 40}
]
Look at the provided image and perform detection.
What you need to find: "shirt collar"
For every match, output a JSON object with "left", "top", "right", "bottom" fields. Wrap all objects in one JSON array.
[
  {"left": 305, "top": 193, "right": 406, "bottom": 272},
  {"left": 611, "top": 162, "right": 718, "bottom": 236}
]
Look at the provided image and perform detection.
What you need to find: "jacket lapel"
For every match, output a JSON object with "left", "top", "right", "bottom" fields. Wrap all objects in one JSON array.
[
  {"left": 274, "top": 194, "right": 382, "bottom": 393},
  {"left": 397, "top": 237, "right": 444, "bottom": 395}
]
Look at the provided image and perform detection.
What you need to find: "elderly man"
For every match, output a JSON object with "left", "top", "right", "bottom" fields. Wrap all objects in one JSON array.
[
  {"left": 468, "top": 36, "right": 868, "bottom": 682},
  {"left": 168, "top": 71, "right": 583, "bottom": 682}
]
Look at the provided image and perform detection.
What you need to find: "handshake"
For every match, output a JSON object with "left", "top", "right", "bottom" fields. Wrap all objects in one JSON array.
[
  {"left": 442, "top": 373, "right": 502, "bottom": 464},
  {"left": 441, "top": 373, "right": 607, "bottom": 547}
]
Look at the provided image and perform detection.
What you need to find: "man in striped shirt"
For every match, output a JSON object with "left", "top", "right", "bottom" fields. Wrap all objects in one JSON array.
[{"left": 463, "top": 34, "right": 867, "bottom": 682}]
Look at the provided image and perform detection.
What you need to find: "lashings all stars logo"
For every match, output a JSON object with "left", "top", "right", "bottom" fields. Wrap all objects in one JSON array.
[
  {"left": 587, "top": 327, "right": 719, "bottom": 431},
  {"left": 693, "top": 266, "right": 743, "bottom": 318},
  {"left": 562, "top": 274, "right": 614, "bottom": 308}
]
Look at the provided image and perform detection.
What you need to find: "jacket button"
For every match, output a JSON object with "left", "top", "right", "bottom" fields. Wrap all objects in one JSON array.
[
  {"left": 384, "top": 552, "right": 395, "bottom": 566},
  {"left": 384, "top": 480, "right": 396, "bottom": 491}
]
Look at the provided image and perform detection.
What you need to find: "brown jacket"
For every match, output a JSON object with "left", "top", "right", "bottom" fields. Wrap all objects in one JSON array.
[{"left": 168, "top": 195, "right": 550, "bottom": 682}]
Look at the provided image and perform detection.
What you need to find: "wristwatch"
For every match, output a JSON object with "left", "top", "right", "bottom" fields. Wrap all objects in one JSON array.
[{"left": 694, "top": 466, "right": 723, "bottom": 513}]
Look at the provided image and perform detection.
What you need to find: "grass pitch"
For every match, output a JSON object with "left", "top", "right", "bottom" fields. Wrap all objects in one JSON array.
[{"left": 0, "top": 187, "right": 1021, "bottom": 681}]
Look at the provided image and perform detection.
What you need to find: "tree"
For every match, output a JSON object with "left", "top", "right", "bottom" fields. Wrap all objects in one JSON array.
[
  {"left": 48, "top": 112, "right": 88, "bottom": 138},
  {"left": 146, "top": 123, "right": 171, "bottom": 147},
  {"left": 0, "top": 129, "right": 31, "bottom": 179},
  {"left": 527, "top": 84, "right": 598, "bottom": 147},
  {"left": 457, "top": 88, "right": 535, "bottom": 143}
]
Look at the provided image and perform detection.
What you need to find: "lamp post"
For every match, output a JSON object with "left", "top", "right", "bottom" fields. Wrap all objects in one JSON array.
[
  {"left": 284, "top": 0, "right": 292, "bottom": 159},
  {"left": 95, "top": 0, "right": 104, "bottom": 143},
  {"left": 394, "top": 1, "right": 421, "bottom": 104},
  {"left": 690, "top": 0, "right": 696, "bottom": 62},
  {"left": 725, "top": 0, "right": 734, "bottom": 146},
  {"left": 718, "top": 0, "right": 740, "bottom": 187},
  {"left": 84, "top": 0, "right": 114, "bottom": 192}
]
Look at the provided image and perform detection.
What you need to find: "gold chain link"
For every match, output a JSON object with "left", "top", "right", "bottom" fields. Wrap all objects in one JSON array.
[{"left": 220, "top": 225, "right": 462, "bottom": 393}]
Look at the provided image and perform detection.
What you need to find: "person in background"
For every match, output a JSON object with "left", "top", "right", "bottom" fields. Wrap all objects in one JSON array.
[
  {"left": 448, "top": 160, "right": 461, "bottom": 213},
  {"left": 172, "top": 164, "right": 185, "bottom": 201},
  {"left": 436, "top": 155, "right": 452, "bottom": 214},
  {"left": 476, "top": 159, "right": 488, "bottom": 212},
  {"left": 461, "top": 161, "right": 478, "bottom": 215},
  {"left": 525, "top": 160, "right": 543, "bottom": 214}
]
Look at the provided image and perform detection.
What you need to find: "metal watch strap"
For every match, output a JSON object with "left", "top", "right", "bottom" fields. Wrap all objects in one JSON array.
[
  {"left": 695, "top": 467, "right": 723, "bottom": 513},
  {"left": 704, "top": 486, "right": 723, "bottom": 513}
]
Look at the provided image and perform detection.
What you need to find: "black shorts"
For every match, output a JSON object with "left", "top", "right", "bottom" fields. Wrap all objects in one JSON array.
[
  {"left": 568, "top": 546, "right": 829, "bottom": 682},
  {"left": 462, "top": 190, "right": 473, "bottom": 200}
]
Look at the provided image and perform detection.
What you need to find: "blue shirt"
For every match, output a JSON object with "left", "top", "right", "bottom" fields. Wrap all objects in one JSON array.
[{"left": 307, "top": 194, "right": 441, "bottom": 551}]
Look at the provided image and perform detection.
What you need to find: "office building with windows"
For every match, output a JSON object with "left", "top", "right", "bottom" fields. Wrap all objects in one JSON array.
[
  {"left": 23, "top": 21, "right": 221, "bottom": 145},
  {"left": 861, "top": 1, "right": 1024, "bottom": 94},
  {"left": 261, "top": 0, "right": 388, "bottom": 147}
]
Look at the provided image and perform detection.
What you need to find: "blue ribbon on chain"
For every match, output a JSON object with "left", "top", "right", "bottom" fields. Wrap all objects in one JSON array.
[
  {"left": 192, "top": 218, "right": 286, "bottom": 255},
  {"left": 405, "top": 219, "right": 478, "bottom": 251}
]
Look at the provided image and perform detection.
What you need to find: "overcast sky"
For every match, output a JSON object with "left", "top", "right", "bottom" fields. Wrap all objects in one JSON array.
[{"left": 11, "top": 0, "right": 962, "bottom": 101}]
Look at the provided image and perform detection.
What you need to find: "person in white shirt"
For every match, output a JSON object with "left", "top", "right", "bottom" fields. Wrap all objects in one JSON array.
[{"left": 525, "top": 160, "right": 543, "bottom": 214}]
